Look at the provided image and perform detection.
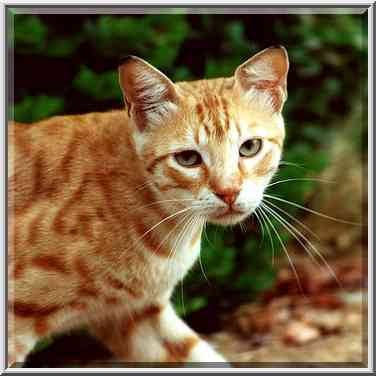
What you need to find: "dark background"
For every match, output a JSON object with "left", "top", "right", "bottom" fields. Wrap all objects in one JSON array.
[{"left": 9, "top": 11, "right": 368, "bottom": 362}]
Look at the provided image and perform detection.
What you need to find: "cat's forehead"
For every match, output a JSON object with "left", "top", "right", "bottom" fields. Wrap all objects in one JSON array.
[
  {"left": 176, "top": 78, "right": 284, "bottom": 144},
  {"left": 177, "top": 77, "right": 234, "bottom": 101}
]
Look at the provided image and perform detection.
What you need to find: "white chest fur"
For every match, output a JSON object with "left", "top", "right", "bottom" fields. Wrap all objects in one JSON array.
[{"left": 141, "top": 226, "right": 202, "bottom": 300}]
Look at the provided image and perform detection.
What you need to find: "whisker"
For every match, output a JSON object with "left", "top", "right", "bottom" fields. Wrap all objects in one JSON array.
[
  {"left": 261, "top": 203, "right": 321, "bottom": 268},
  {"left": 264, "top": 194, "right": 362, "bottom": 226},
  {"left": 167, "top": 214, "right": 202, "bottom": 311},
  {"left": 197, "top": 217, "right": 211, "bottom": 286},
  {"left": 239, "top": 221, "right": 245, "bottom": 233},
  {"left": 261, "top": 202, "right": 342, "bottom": 288},
  {"left": 130, "top": 198, "right": 196, "bottom": 212},
  {"left": 180, "top": 277, "right": 185, "bottom": 317},
  {"left": 258, "top": 206, "right": 305, "bottom": 295},
  {"left": 256, "top": 208, "right": 276, "bottom": 265},
  {"left": 123, "top": 206, "right": 197, "bottom": 255},
  {"left": 168, "top": 212, "right": 198, "bottom": 265},
  {"left": 153, "top": 211, "right": 193, "bottom": 256},
  {"left": 123, "top": 181, "right": 155, "bottom": 199},
  {"left": 134, "top": 180, "right": 155, "bottom": 192},
  {"left": 167, "top": 213, "right": 196, "bottom": 317},
  {"left": 279, "top": 160, "right": 306, "bottom": 169},
  {"left": 137, "top": 207, "right": 193, "bottom": 243},
  {"left": 263, "top": 198, "right": 320, "bottom": 241},
  {"left": 253, "top": 211, "right": 265, "bottom": 244},
  {"left": 203, "top": 221, "right": 216, "bottom": 251},
  {"left": 165, "top": 215, "right": 191, "bottom": 299},
  {"left": 267, "top": 177, "right": 335, "bottom": 188}
]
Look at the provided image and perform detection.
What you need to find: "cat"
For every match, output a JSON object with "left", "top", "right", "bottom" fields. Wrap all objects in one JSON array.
[{"left": 8, "top": 45, "right": 289, "bottom": 367}]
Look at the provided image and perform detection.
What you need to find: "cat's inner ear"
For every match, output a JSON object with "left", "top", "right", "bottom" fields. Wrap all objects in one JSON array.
[
  {"left": 118, "top": 56, "right": 179, "bottom": 131},
  {"left": 234, "top": 46, "right": 289, "bottom": 112}
]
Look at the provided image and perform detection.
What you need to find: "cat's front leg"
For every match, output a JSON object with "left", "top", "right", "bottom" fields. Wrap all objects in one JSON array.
[
  {"left": 91, "top": 303, "right": 228, "bottom": 365},
  {"left": 154, "top": 304, "right": 227, "bottom": 365}
]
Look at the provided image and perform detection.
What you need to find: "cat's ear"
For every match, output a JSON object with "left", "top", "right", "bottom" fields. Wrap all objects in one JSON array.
[
  {"left": 118, "top": 56, "right": 179, "bottom": 131},
  {"left": 234, "top": 46, "right": 289, "bottom": 112}
]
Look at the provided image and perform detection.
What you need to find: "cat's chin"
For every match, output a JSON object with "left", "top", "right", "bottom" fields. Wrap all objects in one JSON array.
[{"left": 208, "top": 211, "right": 249, "bottom": 226}]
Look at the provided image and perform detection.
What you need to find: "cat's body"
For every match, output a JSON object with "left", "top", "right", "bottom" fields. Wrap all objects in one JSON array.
[{"left": 8, "top": 47, "right": 289, "bottom": 366}]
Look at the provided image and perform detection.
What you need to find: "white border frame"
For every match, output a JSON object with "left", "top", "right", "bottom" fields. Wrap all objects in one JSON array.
[{"left": 1, "top": 1, "right": 373, "bottom": 373}]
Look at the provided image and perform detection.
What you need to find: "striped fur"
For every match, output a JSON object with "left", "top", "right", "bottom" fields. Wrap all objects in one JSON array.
[{"left": 8, "top": 46, "right": 288, "bottom": 366}]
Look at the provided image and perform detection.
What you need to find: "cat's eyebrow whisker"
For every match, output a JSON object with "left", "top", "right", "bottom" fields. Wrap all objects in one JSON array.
[
  {"left": 261, "top": 202, "right": 342, "bottom": 289},
  {"left": 263, "top": 193, "right": 363, "bottom": 226},
  {"left": 266, "top": 177, "right": 336, "bottom": 188},
  {"left": 262, "top": 198, "right": 320, "bottom": 241},
  {"left": 258, "top": 205, "right": 305, "bottom": 295}
]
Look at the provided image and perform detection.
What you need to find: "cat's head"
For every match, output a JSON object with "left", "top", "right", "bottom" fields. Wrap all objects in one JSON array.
[{"left": 119, "top": 46, "right": 289, "bottom": 225}]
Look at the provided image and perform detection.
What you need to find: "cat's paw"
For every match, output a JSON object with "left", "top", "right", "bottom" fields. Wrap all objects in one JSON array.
[{"left": 183, "top": 340, "right": 230, "bottom": 366}]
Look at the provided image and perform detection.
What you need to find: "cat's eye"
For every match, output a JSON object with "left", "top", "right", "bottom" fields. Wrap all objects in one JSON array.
[
  {"left": 239, "top": 139, "right": 263, "bottom": 158},
  {"left": 174, "top": 150, "right": 202, "bottom": 167}
]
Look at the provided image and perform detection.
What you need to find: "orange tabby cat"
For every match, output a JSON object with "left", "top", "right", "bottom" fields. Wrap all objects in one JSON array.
[{"left": 8, "top": 46, "right": 288, "bottom": 366}]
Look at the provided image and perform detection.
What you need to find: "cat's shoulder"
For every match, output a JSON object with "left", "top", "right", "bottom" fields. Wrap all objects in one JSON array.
[{"left": 9, "top": 110, "right": 128, "bottom": 139}]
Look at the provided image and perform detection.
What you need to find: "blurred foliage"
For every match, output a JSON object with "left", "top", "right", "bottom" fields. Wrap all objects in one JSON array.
[
  {"left": 84, "top": 15, "right": 190, "bottom": 68},
  {"left": 11, "top": 13, "right": 367, "bottom": 317},
  {"left": 73, "top": 67, "right": 121, "bottom": 101},
  {"left": 14, "top": 15, "right": 82, "bottom": 57},
  {"left": 13, "top": 95, "right": 64, "bottom": 123}
]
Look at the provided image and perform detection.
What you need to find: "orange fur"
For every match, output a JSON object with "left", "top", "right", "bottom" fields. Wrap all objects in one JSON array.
[{"left": 8, "top": 46, "right": 289, "bottom": 366}]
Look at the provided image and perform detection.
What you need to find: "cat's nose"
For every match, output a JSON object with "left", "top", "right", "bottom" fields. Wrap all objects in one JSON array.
[{"left": 214, "top": 188, "right": 240, "bottom": 206}]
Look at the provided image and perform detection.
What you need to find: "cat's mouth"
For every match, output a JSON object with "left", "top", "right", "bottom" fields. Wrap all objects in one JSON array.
[
  {"left": 208, "top": 208, "right": 248, "bottom": 225},
  {"left": 214, "top": 208, "right": 245, "bottom": 218}
]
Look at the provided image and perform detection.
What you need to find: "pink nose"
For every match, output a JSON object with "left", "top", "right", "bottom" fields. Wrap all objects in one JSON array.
[{"left": 214, "top": 188, "right": 240, "bottom": 206}]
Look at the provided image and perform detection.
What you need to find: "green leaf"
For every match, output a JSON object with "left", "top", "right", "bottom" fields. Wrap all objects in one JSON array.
[
  {"left": 14, "top": 15, "right": 48, "bottom": 53},
  {"left": 45, "top": 36, "right": 83, "bottom": 58},
  {"left": 83, "top": 15, "right": 190, "bottom": 69},
  {"left": 73, "top": 66, "right": 122, "bottom": 101}
]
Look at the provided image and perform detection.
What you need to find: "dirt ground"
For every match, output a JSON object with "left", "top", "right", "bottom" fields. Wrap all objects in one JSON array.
[{"left": 205, "top": 252, "right": 368, "bottom": 367}]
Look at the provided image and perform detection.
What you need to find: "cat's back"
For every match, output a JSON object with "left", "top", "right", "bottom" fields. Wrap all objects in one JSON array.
[
  {"left": 9, "top": 110, "right": 129, "bottom": 166},
  {"left": 8, "top": 110, "right": 131, "bottom": 212}
]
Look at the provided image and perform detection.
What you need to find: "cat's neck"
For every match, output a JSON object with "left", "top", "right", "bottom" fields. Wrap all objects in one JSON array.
[{"left": 131, "top": 184, "right": 205, "bottom": 260}]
